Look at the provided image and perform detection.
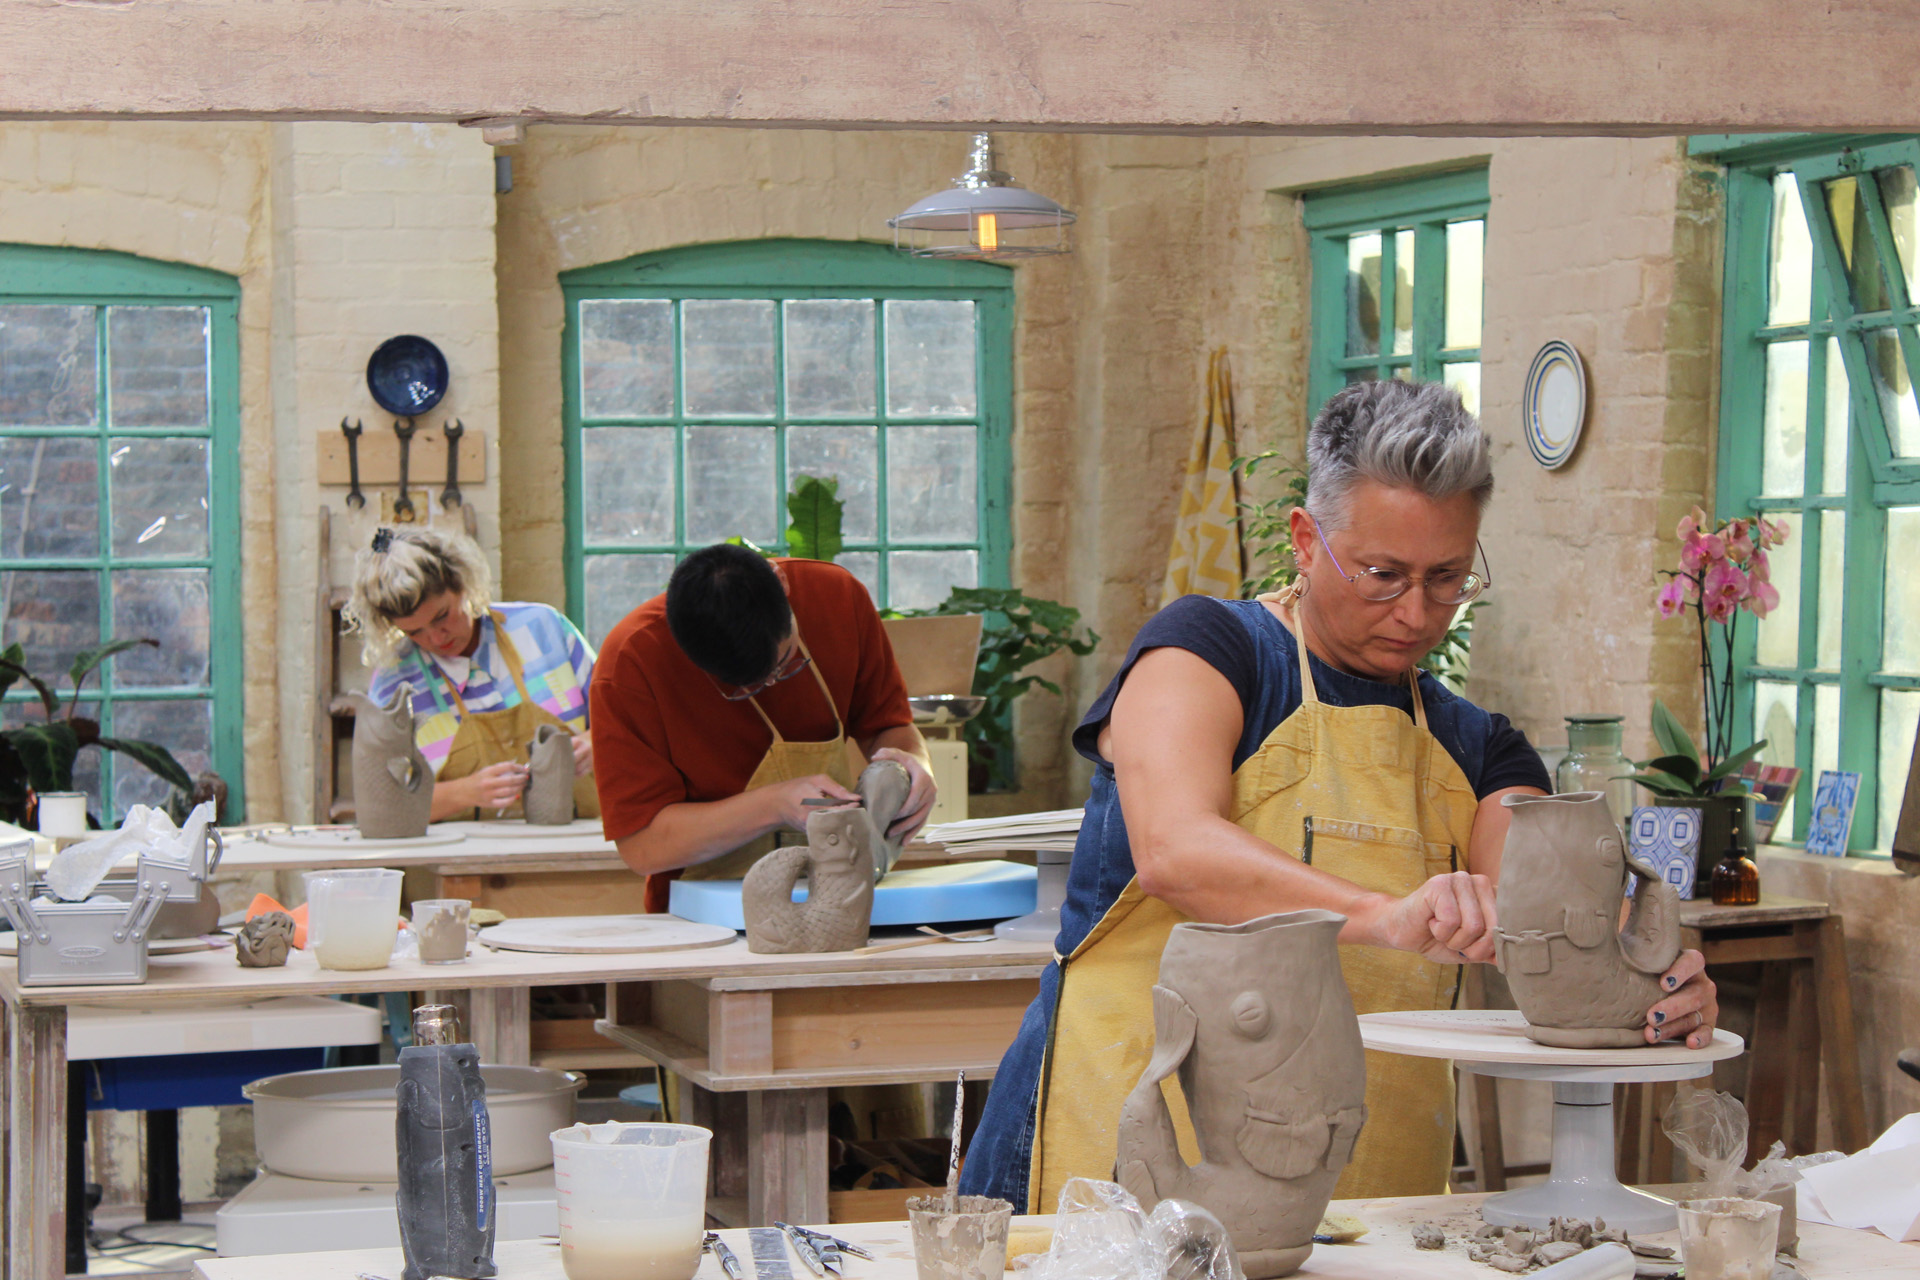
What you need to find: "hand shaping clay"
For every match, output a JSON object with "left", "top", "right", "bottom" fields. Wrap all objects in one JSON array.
[
  {"left": 351, "top": 683, "right": 434, "bottom": 839},
  {"left": 857, "top": 759, "right": 912, "bottom": 879},
  {"left": 236, "top": 911, "right": 295, "bottom": 967},
  {"left": 740, "top": 805, "right": 876, "bottom": 953},
  {"left": 522, "top": 724, "right": 577, "bottom": 826},
  {"left": 1114, "top": 910, "right": 1367, "bottom": 1279},
  {"left": 1494, "top": 791, "right": 1683, "bottom": 1048}
]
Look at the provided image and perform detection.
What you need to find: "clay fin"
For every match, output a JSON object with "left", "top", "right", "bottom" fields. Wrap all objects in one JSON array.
[
  {"left": 1139, "top": 984, "right": 1197, "bottom": 1087},
  {"left": 1618, "top": 859, "right": 1683, "bottom": 975},
  {"left": 387, "top": 756, "right": 420, "bottom": 791}
]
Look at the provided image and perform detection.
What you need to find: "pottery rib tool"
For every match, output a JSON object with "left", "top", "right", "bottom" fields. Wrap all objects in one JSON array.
[
  {"left": 748, "top": 1227, "right": 795, "bottom": 1280},
  {"left": 944, "top": 1068, "right": 966, "bottom": 1213}
]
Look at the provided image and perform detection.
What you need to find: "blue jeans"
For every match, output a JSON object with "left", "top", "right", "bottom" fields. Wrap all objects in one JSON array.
[{"left": 958, "top": 959, "right": 1058, "bottom": 1210}]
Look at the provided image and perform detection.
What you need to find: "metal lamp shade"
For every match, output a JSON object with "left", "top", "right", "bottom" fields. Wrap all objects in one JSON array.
[{"left": 889, "top": 133, "right": 1075, "bottom": 260}]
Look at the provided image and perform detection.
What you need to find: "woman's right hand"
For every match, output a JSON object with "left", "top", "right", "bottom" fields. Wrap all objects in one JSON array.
[
  {"left": 1354, "top": 870, "right": 1500, "bottom": 964},
  {"left": 455, "top": 761, "right": 530, "bottom": 812},
  {"left": 759, "top": 774, "right": 860, "bottom": 832}
]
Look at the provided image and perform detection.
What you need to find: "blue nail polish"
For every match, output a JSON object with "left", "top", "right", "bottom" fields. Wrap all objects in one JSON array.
[
  {"left": 1653, "top": 1011, "right": 1666, "bottom": 1024},
  {"left": 1666, "top": 975, "right": 1678, "bottom": 989}
]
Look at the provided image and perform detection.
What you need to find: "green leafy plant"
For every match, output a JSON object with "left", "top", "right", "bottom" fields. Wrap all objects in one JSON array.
[
  {"left": 0, "top": 638, "right": 195, "bottom": 828},
  {"left": 1631, "top": 697, "right": 1766, "bottom": 799},
  {"left": 784, "top": 475, "right": 844, "bottom": 562},
  {"left": 892, "top": 587, "right": 1099, "bottom": 792}
]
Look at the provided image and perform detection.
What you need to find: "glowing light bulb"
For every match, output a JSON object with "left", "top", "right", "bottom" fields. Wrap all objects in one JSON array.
[{"left": 975, "top": 212, "right": 999, "bottom": 254}]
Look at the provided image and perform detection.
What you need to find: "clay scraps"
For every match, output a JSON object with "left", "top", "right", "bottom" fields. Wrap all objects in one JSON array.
[{"left": 1457, "top": 1217, "right": 1674, "bottom": 1275}]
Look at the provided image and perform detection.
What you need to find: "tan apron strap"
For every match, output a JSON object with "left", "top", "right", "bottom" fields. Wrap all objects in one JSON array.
[
  {"left": 1407, "top": 663, "right": 1429, "bottom": 731},
  {"left": 1273, "top": 601, "right": 1322, "bottom": 707},
  {"left": 743, "top": 694, "right": 786, "bottom": 742},
  {"left": 743, "top": 632, "right": 843, "bottom": 746}
]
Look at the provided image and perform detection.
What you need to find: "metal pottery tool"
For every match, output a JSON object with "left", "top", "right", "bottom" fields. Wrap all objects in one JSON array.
[
  {"left": 794, "top": 1228, "right": 872, "bottom": 1262},
  {"left": 945, "top": 1067, "right": 966, "bottom": 1212},
  {"left": 705, "top": 1232, "right": 745, "bottom": 1280},
  {"left": 775, "top": 1223, "right": 827, "bottom": 1277},
  {"left": 748, "top": 1227, "right": 794, "bottom": 1280},
  {"left": 392, "top": 416, "right": 418, "bottom": 521},
  {"left": 340, "top": 417, "right": 366, "bottom": 508},
  {"left": 441, "top": 418, "right": 464, "bottom": 509}
]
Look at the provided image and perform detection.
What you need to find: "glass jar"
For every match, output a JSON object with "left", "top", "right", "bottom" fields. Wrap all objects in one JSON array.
[
  {"left": 1711, "top": 828, "right": 1761, "bottom": 906},
  {"left": 1555, "top": 714, "right": 1639, "bottom": 832}
]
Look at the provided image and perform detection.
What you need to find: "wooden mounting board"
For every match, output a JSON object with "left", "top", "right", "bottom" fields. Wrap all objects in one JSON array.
[{"left": 316, "top": 424, "right": 485, "bottom": 486}]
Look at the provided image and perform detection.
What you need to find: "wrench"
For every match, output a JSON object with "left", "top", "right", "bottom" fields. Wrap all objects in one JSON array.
[
  {"left": 392, "top": 417, "right": 418, "bottom": 522},
  {"left": 441, "top": 418, "right": 465, "bottom": 510},
  {"left": 340, "top": 418, "right": 366, "bottom": 509}
]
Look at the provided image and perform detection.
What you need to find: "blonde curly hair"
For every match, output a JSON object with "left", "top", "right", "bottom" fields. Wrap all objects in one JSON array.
[{"left": 344, "top": 527, "right": 494, "bottom": 669}]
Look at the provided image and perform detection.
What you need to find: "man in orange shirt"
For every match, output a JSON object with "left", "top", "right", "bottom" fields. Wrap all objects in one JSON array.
[{"left": 591, "top": 543, "right": 937, "bottom": 906}]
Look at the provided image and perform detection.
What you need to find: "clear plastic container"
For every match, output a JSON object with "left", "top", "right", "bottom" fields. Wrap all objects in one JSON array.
[
  {"left": 1676, "top": 1197, "right": 1783, "bottom": 1280},
  {"left": 551, "top": 1121, "right": 712, "bottom": 1280},
  {"left": 302, "top": 868, "right": 403, "bottom": 970}
]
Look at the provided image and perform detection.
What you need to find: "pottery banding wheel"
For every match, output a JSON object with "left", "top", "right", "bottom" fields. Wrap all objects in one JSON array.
[
  {"left": 258, "top": 829, "right": 466, "bottom": 851},
  {"left": 476, "top": 914, "right": 737, "bottom": 954}
]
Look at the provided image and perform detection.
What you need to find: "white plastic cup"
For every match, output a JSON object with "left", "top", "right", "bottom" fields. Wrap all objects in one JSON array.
[
  {"left": 411, "top": 898, "right": 472, "bottom": 964},
  {"left": 302, "top": 868, "right": 403, "bottom": 970},
  {"left": 36, "top": 792, "right": 87, "bottom": 837},
  {"left": 551, "top": 1122, "right": 711, "bottom": 1280},
  {"left": 1676, "top": 1197, "right": 1783, "bottom": 1280}
]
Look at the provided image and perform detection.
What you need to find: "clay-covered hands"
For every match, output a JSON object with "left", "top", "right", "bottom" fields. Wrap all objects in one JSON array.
[
  {"left": 453, "top": 761, "right": 529, "bottom": 810},
  {"left": 762, "top": 774, "right": 862, "bottom": 832},
  {"left": 571, "top": 731, "right": 594, "bottom": 777},
  {"left": 1349, "top": 871, "right": 1501, "bottom": 964},
  {"left": 1645, "top": 948, "right": 1719, "bottom": 1049},
  {"left": 868, "top": 746, "right": 937, "bottom": 840}
]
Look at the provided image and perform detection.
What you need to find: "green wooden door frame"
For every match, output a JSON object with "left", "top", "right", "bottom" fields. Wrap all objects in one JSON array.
[
  {"left": 558, "top": 239, "right": 1014, "bottom": 629},
  {"left": 1302, "top": 168, "right": 1490, "bottom": 421},
  {"left": 1700, "top": 136, "right": 1920, "bottom": 852},
  {"left": 0, "top": 243, "right": 245, "bottom": 819}
]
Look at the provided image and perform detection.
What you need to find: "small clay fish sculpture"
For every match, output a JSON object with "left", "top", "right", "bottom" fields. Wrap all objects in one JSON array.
[
  {"left": 741, "top": 805, "right": 876, "bottom": 954},
  {"left": 351, "top": 682, "right": 434, "bottom": 839},
  {"left": 236, "top": 911, "right": 295, "bottom": 968},
  {"left": 1495, "top": 791, "right": 1683, "bottom": 1048},
  {"left": 522, "top": 724, "right": 576, "bottom": 826},
  {"left": 1115, "top": 911, "right": 1367, "bottom": 1280}
]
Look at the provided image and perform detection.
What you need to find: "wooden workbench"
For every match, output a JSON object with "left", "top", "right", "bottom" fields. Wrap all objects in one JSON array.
[
  {"left": 189, "top": 1191, "right": 1920, "bottom": 1280},
  {"left": 0, "top": 933, "right": 1050, "bottom": 1280}
]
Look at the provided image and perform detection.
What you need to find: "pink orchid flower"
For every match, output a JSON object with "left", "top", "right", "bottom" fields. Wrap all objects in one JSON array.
[
  {"left": 1679, "top": 532, "right": 1714, "bottom": 574},
  {"left": 1656, "top": 578, "right": 1692, "bottom": 619},
  {"left": 1727, "top": 519, "right": 1755, "bottom": 561},
  {"left": 1677, "top": 504, "right": 1709, "bottom": 542},
  {"left": 1703, "top": 560, "right": 1749, "bottom": 615},
  {"left": 1762, "top": 516, "right": 1793, "bottom": 547},
  {"left": 1747, "top": 577, "right": 1781, "bottom": 618},
  {"left": 1749, "top": 547, "right": 1771, "bottom": 582}
]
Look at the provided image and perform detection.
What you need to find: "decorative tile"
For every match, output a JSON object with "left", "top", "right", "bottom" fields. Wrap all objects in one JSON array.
[{"left": 1629, "top": 805, "right": 1702, "bottom": 899}]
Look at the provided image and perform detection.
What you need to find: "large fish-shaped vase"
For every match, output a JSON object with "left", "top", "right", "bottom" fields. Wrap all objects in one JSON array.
[
  {"left": 351, "top": 682, "right": 434, "bottom": 839},
  {"left": 1495, "top": 791, "right": 1682, "bottom": 1047},
  {"left": 1115, "top": 910, "right": 1367, "bottom": 1279}
]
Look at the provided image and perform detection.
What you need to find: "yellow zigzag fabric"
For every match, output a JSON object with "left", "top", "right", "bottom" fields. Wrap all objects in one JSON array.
[{"left": 1159, "top": 347, "right": 1244, "bottom": 607}]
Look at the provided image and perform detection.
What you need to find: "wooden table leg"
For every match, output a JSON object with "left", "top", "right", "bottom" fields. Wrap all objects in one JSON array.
[
  {"left": 470, "top": 987, "right": 532, "bottom": 1066},
  {"left": 1784, "top": 956, "right": 1820, "bottom": 1155},
  {"left": 746, "top": 1088, "right": 829, "bottom": 1227},
  {"left": 7, "top": 1005, "right": 66, "bottom": 1280},
  {"left": 1745, "top": 960, "right": 1793, "bottom": 1158},
  {"left": 1812, "top": 916, "right": 1870, "bottom": 1152}
]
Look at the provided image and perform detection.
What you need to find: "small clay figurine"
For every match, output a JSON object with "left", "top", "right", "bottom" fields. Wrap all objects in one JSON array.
[
  {"left": 1494, "top": 791, "right": 1683, "bottom": 1048},
  {"left": 236, "top": 911, "right": 295, "bottom": 967},
  {"left": 1115, "top": 910, "right": 1367, "bottom": 1280},
  {"left": 351, "top": 682, "right": 433, "bottom": 839},
  {"left": 741, "top": 805, "right": 876, "bottom": 953},
  {"left": 856, "top": 758, "right": 912, "bottom": 879},
  {"left": 522, "top": 724, "right": 576, "bottom": 826}
]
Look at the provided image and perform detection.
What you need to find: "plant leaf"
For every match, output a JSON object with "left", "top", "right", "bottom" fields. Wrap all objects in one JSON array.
[
  {"left": 1650, "top": 699, "right": 1700, "bottom": 766},
  {"left": 97, "top": 737, "right": 194, "bottom": 793},
  {"left": 3, "top": 722, "right": 79, "bottom": 793},
  {"left": 1703, "top": 739, "right": 1768, "bottom": 783},
  {"left": 68, "top": 638, "right": 158, "bottom": 695},
  {"left": 1629, "top": 768, "right": 1702, "bottom": 798},
  {"left": 1642, "top": 753, "right": 1703, "bottom": 786},
  {"left": 784, "top": 475, "right": 844, "bottom": 563},
  {"left": 0, "top": 657, "right": 58, "bottom": 720}
]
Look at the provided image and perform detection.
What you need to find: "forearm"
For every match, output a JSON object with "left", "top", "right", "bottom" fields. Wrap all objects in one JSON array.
[
  {"left": 430, "top": 780, "right": 469, "bottom": 823},
  {"left": 614, "top": 791, "right": 781, "bottom": 877},
  {"left": 860, "top": 723, "right": 930, "bottom": 770}
]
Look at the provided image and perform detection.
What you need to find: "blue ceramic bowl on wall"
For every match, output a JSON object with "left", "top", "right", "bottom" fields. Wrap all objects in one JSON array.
[{"left": 366, "top": 335, "right": 449, "bottom": 416}]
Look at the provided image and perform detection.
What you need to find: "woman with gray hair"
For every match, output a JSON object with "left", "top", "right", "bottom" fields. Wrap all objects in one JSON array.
[{"left": 964, "top": 379, "right": 1719, "bottom": 1211}]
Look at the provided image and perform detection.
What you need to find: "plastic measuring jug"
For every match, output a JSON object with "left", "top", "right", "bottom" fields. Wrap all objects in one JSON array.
[
  {"left": 551, "top": 1122, "right": 712, "bottom": 1280},
  {"left": 302, "top": 868, "right": 403, "bottom": 970}
]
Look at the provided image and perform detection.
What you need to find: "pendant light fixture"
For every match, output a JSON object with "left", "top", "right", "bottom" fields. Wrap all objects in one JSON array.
[{"left": 889, "top": 133, "right": 1075, "bottom": 260}]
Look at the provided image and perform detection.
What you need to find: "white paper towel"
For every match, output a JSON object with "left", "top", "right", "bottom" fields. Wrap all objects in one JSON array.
[{"left": 1796, "top": 1111, "right": 1920, "bottom": 1241}]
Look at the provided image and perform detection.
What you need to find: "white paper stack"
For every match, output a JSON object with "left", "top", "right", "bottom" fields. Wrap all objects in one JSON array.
[
  {"left": 921, "top": 808, "right": 1084, "bottom": 855},
  {"left": 1798, "top": 1111, "right": 1920, "bottom": 1241}
]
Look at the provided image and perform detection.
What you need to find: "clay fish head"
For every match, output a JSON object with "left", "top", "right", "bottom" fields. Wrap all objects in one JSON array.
[
  {"left": 1495, "top": 791, "right": 1627, "bottom": 925},
  {"left": 803, "top": 805, "right": 870, "bottom": 877},
  {"left": 352, "top": 682, "right": 424, "bottom": 789}
]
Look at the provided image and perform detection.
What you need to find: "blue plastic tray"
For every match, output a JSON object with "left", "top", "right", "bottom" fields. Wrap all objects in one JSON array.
[{"left": 669, "top": 860, "right": 1037, "bottom": 931}]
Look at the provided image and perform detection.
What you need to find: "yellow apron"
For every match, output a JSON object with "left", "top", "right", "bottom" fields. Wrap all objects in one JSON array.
[
  {"left": 1028, "top": 601, "right": 1479, "bottom": 1210},
  {"left": 679, "top": 633, "right": 864, "bottom": 883},
  {"left": 434, "top": 611, "right": 601, "bottom": 822}
]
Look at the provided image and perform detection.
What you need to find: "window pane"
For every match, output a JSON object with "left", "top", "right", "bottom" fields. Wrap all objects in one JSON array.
[
  {"left": 1876, "top": 166, "right": 1919, "bottom": 303},
  {"left": 582, "top": 427, "right": 675, "bottom": 546},
  {"left": 1445, "top": 219, "right": 1484, "bottom": 349},
  {"left": 1826, "top": 178, "right": 1892, "bottom": 315},
  {"left": 110, "top": 697, "right": 212, "bottom": 815},
  {"left": 1866, "top": 329, "right": 1920, "bottom": 457},
  {"left": 1813, "top": 682, "right": 1840, "bottom": 785},
  {"left": 1761, "top": 340, "right": 1808, "bottom": 496},
  {"left": 1344, "top": 367, "right": 1377, "bottom": 387},
  {"left": 1443, "top": 362, "right": 1480, "bottom": 417},
  {"left": 1344, "top": 233, "right": 1382, "bottom": 358},
  {"left": 1754, "top": 678, "right": 1798, "bottom": 834},
  {"left": 112, "top": 568, "right": 210, "bottom": 688},
  {"left": 1768, "top": 174, "right": 1813, "bottom": 327},
  {"left": 109, "top": 437, "right": 209, "bottom": 560},
  {"left": 0, "top": 436, "right": 98, "bottom": 558},
  {"left": 1885, "top": 506, "right": 1920, "bottom": 672},
  {"left": 584, "top": 553, "right": 674, "bottom": 649},
  {"left": 837, "top": 551, "right": 879, "bottom": 603},
  {"left": 1816, "top": 510, "right": 1845, "bottom": 671},
  {"left": 1753, "top": 511, "right": 1802, "bottom": 668},
  {"left": 887, "top": 549, "right": 976, "bottom": 612},
  {"left": 1, "top": 699, "right": 101, "bottom": 818},
  {"left": 2, "top": 568, "right": 100, "bottom": 676},
  {"left": 107, "top": 306, "right": 208, "bottom": 429},
  {"left": 579, "top": 299, "right": 674, "bottom": 419},
  {"left": 683, "top": 300, "right": 775, "bottom": 418},
  {"left": 787, "top": 426, "right": 877, "bottom": 542},
  {"left": 783, "top": 300, "right": 875, "bottom": 418},
  {"left": 885, "top": 301, "right": 976, "bottom": 418},
  {"left": 886, "top": 426, "right": 977, "bottom": 543},
  {"left": 1390, "top": 229, "right": 1414, "bottom": 357},
  {"left": 1879, "top": 689, "right": 1920, "bottom": 851},
  {"left": 684, "top": 425, "right": 775, "bottom": 543},
  {"left": 0, "top": 305, "right": 96, "bottom": 427},
  {"left": 1822, "top": 336, "right": 1850, "bottom": 495}
]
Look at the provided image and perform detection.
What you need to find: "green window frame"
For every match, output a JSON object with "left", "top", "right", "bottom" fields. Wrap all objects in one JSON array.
[
  {"left": 1304, "top": 169, "right": 1490, "bottom": 422},
  {"left": 1697, "top": 133, "right": 1920, "bottom": 853},
  {"left": 560, "top": 239, "right": 1014, "bottom": 645},
  {"left": 0, "top": 243, "right": 245, "bottom": 821}
]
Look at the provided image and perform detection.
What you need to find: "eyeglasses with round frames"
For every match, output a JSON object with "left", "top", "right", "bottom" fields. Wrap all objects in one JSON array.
[
  {"left": 714, "top": 641, "right": 813, "bottom": 702},
  {"left": 1311, "top": 515, "right": 1491, "bottom": 605}
]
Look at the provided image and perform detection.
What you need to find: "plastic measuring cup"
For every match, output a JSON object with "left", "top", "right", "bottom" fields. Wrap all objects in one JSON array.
[
  {"left": 551, "top": 1122, "right": 712, "bottom": 1280},
  {"left": 302, "top": 868, "right": 403, "bottom": 970}
]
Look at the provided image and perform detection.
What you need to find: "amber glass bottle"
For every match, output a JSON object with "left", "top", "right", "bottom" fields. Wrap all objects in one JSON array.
[{"left": 1710, "top": 825, "right": 1760, "bottom": 906}]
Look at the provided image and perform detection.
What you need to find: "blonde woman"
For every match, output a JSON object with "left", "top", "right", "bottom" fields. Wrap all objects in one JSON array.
[{"left": 346, "top": 527, "right": 599, "bottom": 822}]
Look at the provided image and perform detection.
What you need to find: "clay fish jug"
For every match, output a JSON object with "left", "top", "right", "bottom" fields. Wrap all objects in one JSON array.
[
  {"left": 1115, "top": 910, "right": 1367, "bottom": 1280},
  {"left": 741, "top": 805, "right": 876, "bottom": 953},
  {"left": 351, "top": 683, "right": 434, "bottom": 839},
  {"left": 1495, "top": 791, "right": 1683, "bottom": 1048},
  {"left": 522, "top": 724, "right": 576, "bottom": 825},
  {"left": 856, "top": 759, "right": 912, "bottom": 879}
]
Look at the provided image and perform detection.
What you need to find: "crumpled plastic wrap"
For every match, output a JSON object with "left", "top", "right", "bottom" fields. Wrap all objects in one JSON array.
[
  {"left": 1018, "top": 1178, "right": 1244, "bottom": 1280},
  {"left": 44, "top": 802, "right": 214, "bottom": 902},
  {"left": 1662, "top": 1089, "right": 1748, "bottom": 1197}
]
